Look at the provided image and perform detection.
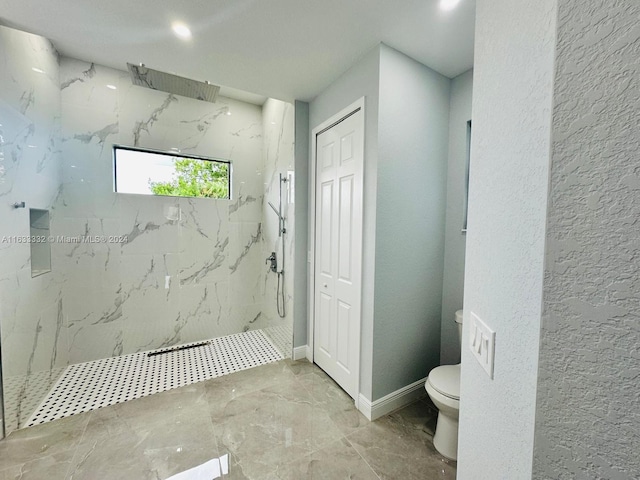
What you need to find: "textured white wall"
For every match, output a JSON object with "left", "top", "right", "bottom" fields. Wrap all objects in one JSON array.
[
  {"left": 372, "top": 44, "right": 450, "bottom": 400},
  {"left": 440, "top": 69, "right": 473, "bottom": 365},
  {"left": 533, "top": 1, "right": 640, "bottom": 478},
  {"left": 457, "top": 1, "right": 557, "bottom": 478}
]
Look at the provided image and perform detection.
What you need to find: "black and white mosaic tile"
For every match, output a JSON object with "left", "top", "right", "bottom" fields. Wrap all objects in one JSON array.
[
  {"left": 4, "top": 368, "right": 66, "bottom": 430},
  {"left": 26, "top": 330, "right": 282, "bottom": 427}
]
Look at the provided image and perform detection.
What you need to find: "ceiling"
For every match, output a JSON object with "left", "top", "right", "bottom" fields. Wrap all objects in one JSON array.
[{"left": 0, "top": 0, "right": 475, "bottom": 103}]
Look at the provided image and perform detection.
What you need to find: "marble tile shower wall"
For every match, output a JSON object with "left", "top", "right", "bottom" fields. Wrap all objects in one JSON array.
[
  {"left": 0, "top": 26, "right": 67, "bottom": 433},
  {"left": 260, "top": 100, "right": 295, "bottom": 333},
  {"left": 57, "top": 57, "right": 271, "bottom": 364}
]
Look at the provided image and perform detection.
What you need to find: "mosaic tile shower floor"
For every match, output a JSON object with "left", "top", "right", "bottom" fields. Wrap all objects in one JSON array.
[{"left": 26, "top": 329, "right": 283, "bottom": 427}]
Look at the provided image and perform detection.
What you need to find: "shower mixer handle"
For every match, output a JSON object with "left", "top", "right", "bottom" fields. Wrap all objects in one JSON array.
[{"left": 266, "top": 252, "right": 278, "bottom": 273}]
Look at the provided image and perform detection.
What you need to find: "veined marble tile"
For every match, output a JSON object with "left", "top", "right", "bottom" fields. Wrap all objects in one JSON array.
[
  {"left": 347, "top": 400, "right": 457, "bottom": 480},
  {"left": 229, "top": 222, "right": 264, "bottom": 306},
  {"left": 1, "top": 270, "right": 65, "bottom": 376},
  {"left": 0, "top": 408, "right": 91, "bottom": 470},
  {"left": 60, "top": 57, "right": 123, "bottom": 111},
  {"left": 178, "top": 282, "right": 231, "bottom": 341},
  {"left": 66, "top": 383, "right": 218, "bottom": 480},
  {"left": 67, "top": 320, "right": 125, "bottom": 364},
  {"left": 0, "top": 26, "right": 66, "bottom": 437},
  {"left": 60, "top": 105, "right": 118, "bottom": 154},
  {"left": 0, "top": 450, "right": 75, "bottom": 480},
  {"left": 121, "top": 273, "right": 182, "bottom": 353},
  {"left": 178, "top": 198, "right": 229, "bottom": 286},
  {"left": 260, "top": 99, "right": 295, "bottom": 334},
  {"left": 212, "top": 379, "right": 344, "bottom": 479},
  {"left": 1, "top": 297, "right": 67, "bottom": 431},
  {"left": 228, "top": 189, "right": 263, "bottom": 224},
  {"left": 119, "top": 195, "right": 180, "bottom": 255},
  {"left": 119, "top": 252, "right": 177, "bottom": 288},
  {"left": 61, "top": 281, "right": 121, "bottom": 329},
  {"left": 227, "top": 304, "right": 264, "bottom": 335},
  {"left": 275, "top": 438, "right": 379, "bottom": 480}
]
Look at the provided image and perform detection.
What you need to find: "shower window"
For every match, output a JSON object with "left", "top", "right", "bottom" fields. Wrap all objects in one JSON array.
[{"left": 113, "top": 146, "right": 231, "bottom": 199}]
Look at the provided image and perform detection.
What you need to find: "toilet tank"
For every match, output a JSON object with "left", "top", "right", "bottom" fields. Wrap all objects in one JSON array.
[{"left": 455, "top": 310, "right": 463, "bottom": 347}]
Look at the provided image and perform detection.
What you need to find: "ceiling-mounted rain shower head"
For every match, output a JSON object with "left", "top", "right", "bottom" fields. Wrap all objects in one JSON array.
[{"left": 127, "top": 63, "right": 220, "bottom": 103}]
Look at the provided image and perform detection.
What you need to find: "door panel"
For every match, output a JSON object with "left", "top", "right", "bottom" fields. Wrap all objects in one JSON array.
[
  {"left": 320, "top": 181, "right": 334, "bottom": 276},
  {"left": 313, "top": 108, "right": 363, "bottom": 400},
  {"left": 338, "top": 175, "right": 354, "bottom": 282}
]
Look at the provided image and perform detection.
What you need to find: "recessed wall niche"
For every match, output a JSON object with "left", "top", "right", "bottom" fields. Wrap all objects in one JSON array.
[{"left": 29, "top": 208, "right": 51, "bottom": 277}]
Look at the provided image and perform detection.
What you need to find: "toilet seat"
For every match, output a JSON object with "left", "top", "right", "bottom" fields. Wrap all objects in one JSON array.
[{"left": 427, "top": 364, "right": 460, "bottom": 400}]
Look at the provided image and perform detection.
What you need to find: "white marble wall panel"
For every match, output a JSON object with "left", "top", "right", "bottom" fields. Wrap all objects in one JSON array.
[
  {"left": 260, "top": 99, "right": 295, "bottom": 347},
  {"left": 0, "top": 26, "right": 66, "bottom": 433},
  {"left": 228, "top": 221, "right": 265, "bottom": 330},
  {"left": 178, "top": 198, "right": 229, "bottom": 286},
  {"left": 58, "top": 56, "right": 269, "bottom": 362}
]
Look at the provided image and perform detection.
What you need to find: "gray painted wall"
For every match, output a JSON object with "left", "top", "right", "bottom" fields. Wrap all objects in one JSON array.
[
  {"left": 441, "top": 69, "right": 473, "bottom": 365},
  {"left": 293, "top": 101, "right": 309, "bottom": 349},
  {"left": 309, "top": 44, "right": 450, "bottom": 402},
  {"left": 457, "top": 1, "right": 557, "bottom": 478},
  {"left": 372, "top": 44, "right": 450, "bottom": 400},
  {"left": 533, "top": 2, "right": 640, "bottom": 478},
  {"left": 309, "top": 46, "right": 380, "bottom": 399}
]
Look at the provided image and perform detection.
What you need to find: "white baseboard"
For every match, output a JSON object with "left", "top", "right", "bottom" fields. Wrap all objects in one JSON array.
[
  {"left": 292, "top": 345, "right": 308, "bottom": 361},
  {"left": 358, "top": 377, "right": 428, "bottom": 421}
]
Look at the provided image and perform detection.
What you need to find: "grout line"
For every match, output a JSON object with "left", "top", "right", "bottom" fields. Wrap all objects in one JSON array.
[{"left": 343, "top": 435, "right": 382, "bottom": 480}]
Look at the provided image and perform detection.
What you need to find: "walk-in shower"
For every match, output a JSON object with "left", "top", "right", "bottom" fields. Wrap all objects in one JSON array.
[
  {"left": 267, "top": 173, "right": 288, "bottom": 318},
  {"left": 0, "top": 25, "right": 296, "bottom": 435}
]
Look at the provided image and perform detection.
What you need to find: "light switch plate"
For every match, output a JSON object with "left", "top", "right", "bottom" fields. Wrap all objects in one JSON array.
[{"left": 469, "top": 311, "right": 495, "bottom": 379}]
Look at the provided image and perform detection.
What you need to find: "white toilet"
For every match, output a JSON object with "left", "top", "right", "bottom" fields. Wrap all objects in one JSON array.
[{"left": 425, "top": 309, "right": 463, "bottom": 460}]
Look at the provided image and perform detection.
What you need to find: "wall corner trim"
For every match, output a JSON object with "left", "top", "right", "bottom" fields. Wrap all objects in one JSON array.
[{"left": 358, "top": 377, "right": 427, "bottom": 421}]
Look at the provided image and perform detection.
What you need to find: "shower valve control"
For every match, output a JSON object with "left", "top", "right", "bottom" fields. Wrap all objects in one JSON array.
[{"left": 266, "top": 252, "right": 278, "bottom": 273}]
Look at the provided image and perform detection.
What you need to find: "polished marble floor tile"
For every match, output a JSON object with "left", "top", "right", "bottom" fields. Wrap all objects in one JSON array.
[
  {"left": 0, "top": 359, "right": 456, "bottom": 480},
  {"left": 347, "top": 399, "right": 457, "bottom": 480},
  {"left": 274, "top": 438, "right": 379, "bottom": 480}
]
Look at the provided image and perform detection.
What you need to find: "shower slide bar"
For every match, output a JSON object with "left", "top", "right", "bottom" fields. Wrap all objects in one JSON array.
[{"left": 267, "top": 200, "right": 286, "bottom": 237}]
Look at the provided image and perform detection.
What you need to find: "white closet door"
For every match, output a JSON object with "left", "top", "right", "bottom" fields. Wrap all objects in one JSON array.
[{"left": 313, "top": 108, "right": 363, "bottom": 400}]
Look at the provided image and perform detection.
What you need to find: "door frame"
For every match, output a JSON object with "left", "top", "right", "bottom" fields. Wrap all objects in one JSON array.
[{"left": 308, "top": 97, "right": 365, "bottom": 406}]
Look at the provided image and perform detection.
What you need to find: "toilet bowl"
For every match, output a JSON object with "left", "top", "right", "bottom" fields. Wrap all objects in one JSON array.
[{"left": 425, "top": 309, "right": 463, "bottom": 460}]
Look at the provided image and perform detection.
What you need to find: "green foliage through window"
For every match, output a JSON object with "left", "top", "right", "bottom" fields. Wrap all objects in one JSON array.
[
  {"left": 149, "top": 158, "right": 229, "bottom": 198},
  {"left": 113, "top": 146, "right": 230, "bottom": 199}
]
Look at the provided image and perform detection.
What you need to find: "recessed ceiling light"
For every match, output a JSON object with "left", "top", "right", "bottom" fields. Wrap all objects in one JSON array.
[
  {"left": 32, "top": 67, "right": 45, "bottom": 73},
  {"left": 172, "top": 22, "right": 192, "bottom": 40},
  {"left": 226, "top": 111, "right": 232, "bottom": 116},
  {"left": 106, "top": 84, "right": 117, "bottom": 90},
  {"left": 440, "top": 0, "right": 461, "bottom": 11}
]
